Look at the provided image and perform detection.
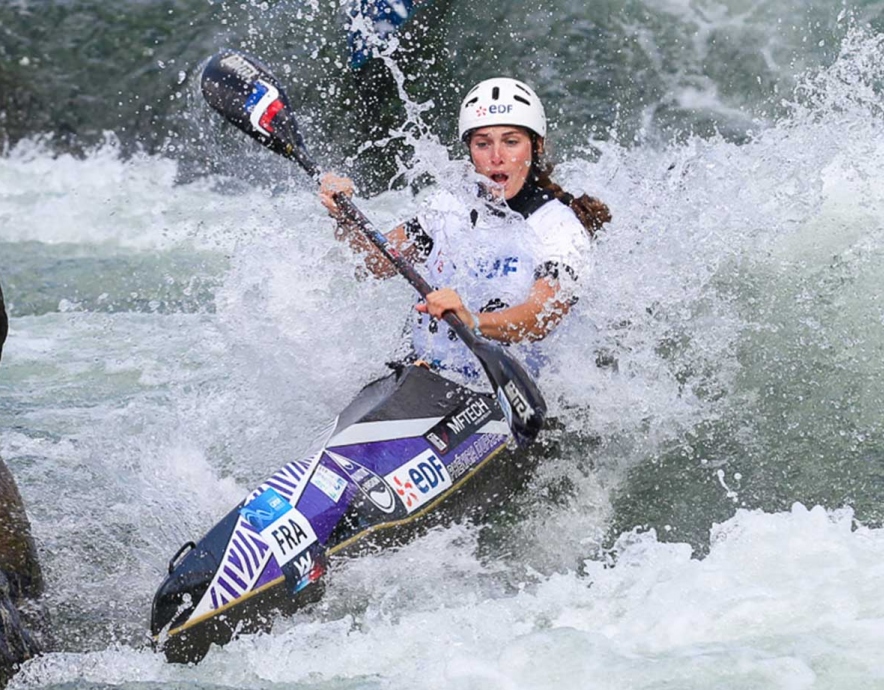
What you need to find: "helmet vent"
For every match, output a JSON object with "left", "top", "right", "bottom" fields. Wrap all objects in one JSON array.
[
  {"left": 464, "top": 97, "right": 479, "bottom": 108},
  {"left": 491, "top": 86, "right": 500, "bottom": 100},
  {"left": 514, "top": 95, "right": 530, "bottom": 106}
]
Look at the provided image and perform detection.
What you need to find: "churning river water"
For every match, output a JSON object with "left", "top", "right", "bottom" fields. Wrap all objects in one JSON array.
[{"left": 2, "top": 0, "right": 884, "bottom": 687}]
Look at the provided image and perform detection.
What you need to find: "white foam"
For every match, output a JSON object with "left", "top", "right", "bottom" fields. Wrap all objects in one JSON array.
[
  {"left": 13, "top": 505, "right": 884, "bottom": 689},
  {"left": 0, "top": 135, "right": 294, "bottom": 252},
  {"left": 4, "top": 23, "right": 884, "bottom": 690}
]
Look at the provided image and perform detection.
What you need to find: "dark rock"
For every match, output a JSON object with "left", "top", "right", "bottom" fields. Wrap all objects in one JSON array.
[
  {"left": 0, "top": 461, "right": 44, "bottom": 604},
  {"left": 0, "top": 571, "right": 41, "bottom": 687},
  {"left": 0, "top": 282, "right": 47, "bottom": 687}
]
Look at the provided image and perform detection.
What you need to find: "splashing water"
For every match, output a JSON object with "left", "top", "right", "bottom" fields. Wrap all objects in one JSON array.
[{"left": 1, "top": 7, "right": 884, "bottom": 689}]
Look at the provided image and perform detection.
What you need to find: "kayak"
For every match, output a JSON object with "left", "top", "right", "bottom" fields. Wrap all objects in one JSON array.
[
  {"left": 155, "top": 50, "right": 549, "bottom": 663},
  {"left": 347, "top": 0, "right": 432, "bottom": 68},
  {"left": 151, "top": 363, "right": 530, "bottom": 664}
]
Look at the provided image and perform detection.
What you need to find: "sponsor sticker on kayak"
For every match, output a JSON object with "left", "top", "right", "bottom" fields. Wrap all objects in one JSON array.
[
  {"left": 282, "top": 544, "right": 327, "bottom": 594},
  {"left": 385, "top": 449, "right": 452, "bottom": 513},
  {"left": 446, "top": 432, "right": 506, "bottom": 480},
  {"left": 310, "top": 464, "right": 347, "bottom": 503},
  {"left": 326, "top": 450, "right": 398, "bottom": 514},
  {"left": 239, "top": 486, "right": 292, "bottom": 532},
  {"left": 260, "top": 507, "right": 318, "bottom": 568},
  {"left": 424, "top": 395, "right": 494, "bottom": 455},
  {"left": 240, "top": 486, "right": 317, "bottom": 568}
]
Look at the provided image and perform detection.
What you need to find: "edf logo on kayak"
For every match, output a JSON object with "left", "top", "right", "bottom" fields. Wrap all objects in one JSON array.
[{"left": 385, "top": 449, "right": 452, "bottom": 514}]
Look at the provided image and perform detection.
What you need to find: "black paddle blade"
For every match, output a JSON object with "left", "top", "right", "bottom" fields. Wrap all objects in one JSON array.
[
  {"left": 472, "top": 338, "right": 547, "bottom": 446},
  {"left": 200, "top": 51, "right": 317, "bottom": 176}
]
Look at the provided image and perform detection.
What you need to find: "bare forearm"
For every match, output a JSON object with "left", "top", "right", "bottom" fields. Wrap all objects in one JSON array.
[
  {"left": 321, "top": 172, "right": 400, "bottom": 279},
  {"left": 472, "top": 278, "right": 572, "bottom": 343},
  {"left": 334, "top": 218, "right": 398, "bottom": 279},
  {"left": 474, "top": 300, "right": 568, "bottom": 343},
  {"left": 419, "top": 278, "right": 573, "bottom": 344}
]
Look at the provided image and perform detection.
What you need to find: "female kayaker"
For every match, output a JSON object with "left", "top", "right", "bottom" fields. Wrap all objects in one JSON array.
[{"left": 320, "top": 77, "right": 610, "bottom": 377}]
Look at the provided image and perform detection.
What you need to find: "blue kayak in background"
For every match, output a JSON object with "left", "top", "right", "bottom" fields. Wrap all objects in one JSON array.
[{"left": 347, "top": 0, "right": 428, "bottom": 68}]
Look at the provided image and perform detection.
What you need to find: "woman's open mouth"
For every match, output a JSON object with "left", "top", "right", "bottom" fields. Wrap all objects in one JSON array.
[{"left": 490, "top": 173, "right": 509, "bottom": 185}]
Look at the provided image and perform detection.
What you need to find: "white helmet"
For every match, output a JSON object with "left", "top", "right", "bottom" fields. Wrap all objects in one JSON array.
[{"left": 457, "top": 77, "right": 547, "bottom": 140}]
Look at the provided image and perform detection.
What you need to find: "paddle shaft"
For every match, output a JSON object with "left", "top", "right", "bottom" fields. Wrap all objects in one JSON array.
[
  {"left": 269, "top": 136, "right": 479, "bottom": 346},
  {"left": 329, "top": 190, "right": 481, "bottom": 348},
  {"left": 271, "top": 138, "right": 479, "bottom": 345}
]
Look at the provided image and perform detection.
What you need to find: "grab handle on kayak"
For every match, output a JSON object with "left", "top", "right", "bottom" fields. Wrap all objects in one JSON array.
[{"left": 168, "top": 541, "right": 197, "bottom": 574}]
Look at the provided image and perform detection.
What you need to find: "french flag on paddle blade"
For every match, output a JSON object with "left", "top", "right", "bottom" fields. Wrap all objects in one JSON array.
[{"left": 245, "top": 79, "right": 284, "bottom": 136}]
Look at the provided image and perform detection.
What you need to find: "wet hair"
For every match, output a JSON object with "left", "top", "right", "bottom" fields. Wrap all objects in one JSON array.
[{"left": 529, "top": 135, "right": 611, "bottom": 238}]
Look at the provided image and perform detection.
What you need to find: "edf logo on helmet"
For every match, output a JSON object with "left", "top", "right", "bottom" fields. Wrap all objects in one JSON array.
[
  {"left": 458, "top": 77, "right": 547, "bottom": 139},
  {"left": 477, "top": 104, "right": 513, "bottom": 117}
]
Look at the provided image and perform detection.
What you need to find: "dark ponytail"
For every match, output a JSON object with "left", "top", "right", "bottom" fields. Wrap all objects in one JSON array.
[{"left": 531, "top": 137, "right": 611, "bottom": 239}]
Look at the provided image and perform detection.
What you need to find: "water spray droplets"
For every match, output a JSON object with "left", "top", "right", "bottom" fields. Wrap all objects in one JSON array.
[{"left": 716, "top": 469, "right": 742, "bottom": 503}]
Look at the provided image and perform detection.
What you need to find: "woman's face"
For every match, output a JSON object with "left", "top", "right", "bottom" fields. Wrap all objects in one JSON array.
[{"left": 468, "top": 126, "right": 534, "bottom": 200}]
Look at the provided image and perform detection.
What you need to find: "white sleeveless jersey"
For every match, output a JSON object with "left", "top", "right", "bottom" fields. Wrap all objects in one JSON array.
[{"left": 409, "top": 188, "right": 591, "bottom": 379}]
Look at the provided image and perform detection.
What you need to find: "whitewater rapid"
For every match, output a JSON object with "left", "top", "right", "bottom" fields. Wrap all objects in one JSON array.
[{"left": 1, "top": 22, "right": 883, "bottom": 690}]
